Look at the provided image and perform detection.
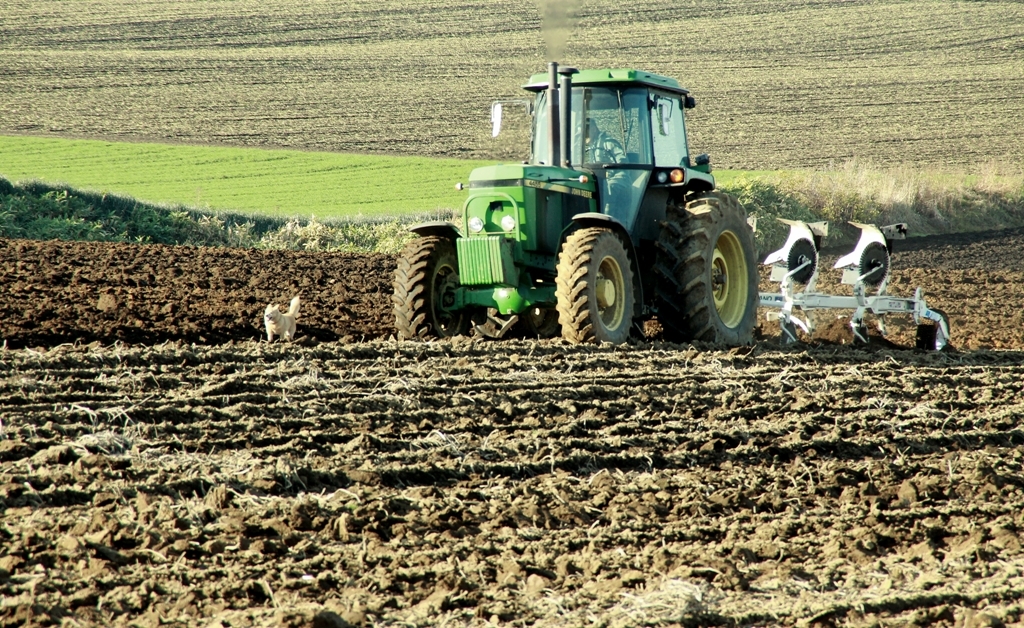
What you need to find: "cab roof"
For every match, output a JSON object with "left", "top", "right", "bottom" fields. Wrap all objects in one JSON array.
[{"left": 523, "top": 68, "right": 690, "bottom": 95}]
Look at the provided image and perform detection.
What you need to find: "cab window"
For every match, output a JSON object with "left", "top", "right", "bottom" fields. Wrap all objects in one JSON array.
[
  {"left": 581, "top": 87, "right": 652, "bottom": 166},
  {"left": 651, "top": 92, "right": 689, "bottom": 167}
]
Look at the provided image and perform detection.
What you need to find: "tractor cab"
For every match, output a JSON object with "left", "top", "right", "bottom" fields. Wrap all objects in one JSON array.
[{"left": 523, "top": 68, "right": 715, "bottom": 242}]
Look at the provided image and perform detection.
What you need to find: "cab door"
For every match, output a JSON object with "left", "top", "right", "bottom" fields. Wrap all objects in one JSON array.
[{"left": 579, "top": 87, "right": 653, "bottom": 235}]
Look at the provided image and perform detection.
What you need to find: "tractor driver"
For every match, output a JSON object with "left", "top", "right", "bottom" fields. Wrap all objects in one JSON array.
[
  {"left": 586, "top": 117, "right": 630, "bottom": 212},
  {"left": 585, "top": 118, "right": 626, "bottom": 164}
]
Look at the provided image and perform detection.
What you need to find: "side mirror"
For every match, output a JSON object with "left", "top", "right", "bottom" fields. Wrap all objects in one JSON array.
[
  {"left": 491, "top": 102, "right": 503, "bottom": 138},
  {"left": 684, "top": 95, "right": 696, "bottom": 109}
]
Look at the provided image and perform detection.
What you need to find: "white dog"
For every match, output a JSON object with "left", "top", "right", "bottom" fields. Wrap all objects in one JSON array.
[{"left": 264, "top": 296, "right": 300, "bottom": 342}]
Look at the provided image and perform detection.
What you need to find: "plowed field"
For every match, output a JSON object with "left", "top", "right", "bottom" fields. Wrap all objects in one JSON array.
[
  {"left": 2, "top": 230, "right": 1024, "bottom": 627},
  {"left": 2, "top": 0, "right": 1023, "bottom": 170}
]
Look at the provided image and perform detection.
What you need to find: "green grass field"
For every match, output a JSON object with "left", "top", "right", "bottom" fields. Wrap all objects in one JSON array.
[
  {"left": 1, "top": 0, "right": 1022, "bottom": 171},
  {"left": 0, "top": 135, "right": 487, "bottom": 218}
]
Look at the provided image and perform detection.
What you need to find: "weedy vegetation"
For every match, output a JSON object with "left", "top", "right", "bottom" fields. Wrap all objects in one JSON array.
[
  {"left": 0, "top": 175, "right": 444, "bottom": 254},
  {"left": 726, "top": 160, "right": 1024, "bottom": 251}
]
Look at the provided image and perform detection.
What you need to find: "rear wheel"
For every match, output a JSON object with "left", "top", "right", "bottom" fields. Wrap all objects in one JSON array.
[
  {"left": 392, "top": 236, "right": 469, "bottom": 340},
  {"left": 556, "top": 228, "right": 635, "bottom": 344},
  {"left": 654, "top": 191, "right": 758, "bottom": 345}
]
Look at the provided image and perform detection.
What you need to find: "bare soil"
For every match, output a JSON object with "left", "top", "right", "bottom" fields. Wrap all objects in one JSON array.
[
  {"left": 3, "top": 227, "right": 1023, "bottom": 352},
  {"left": 0, "top": 239, "right": 395, "bottom": 348},
  {"left": 2, "top": 230, "right": 1024, "bottom": 627}
]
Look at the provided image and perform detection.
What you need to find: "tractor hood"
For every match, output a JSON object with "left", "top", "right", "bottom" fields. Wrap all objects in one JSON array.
[
  {"left": 467, "top": 163, "right": 593, "bottom": 195},
  {"left": 459, "top": 162, "right": 596, "bottom": 268}
]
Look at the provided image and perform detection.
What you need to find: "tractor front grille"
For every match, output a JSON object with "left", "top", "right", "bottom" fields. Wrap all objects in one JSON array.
[{"left": 457, "top": 236, "right": 517, "bottom": 286}]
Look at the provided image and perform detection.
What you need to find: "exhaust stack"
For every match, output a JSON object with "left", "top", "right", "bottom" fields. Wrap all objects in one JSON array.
[
  {"left": 547, "top": 62, "right": 560, "bottom": 167},
  {"left": 558, "top": 66, "right": 578, "bottom": 168}
]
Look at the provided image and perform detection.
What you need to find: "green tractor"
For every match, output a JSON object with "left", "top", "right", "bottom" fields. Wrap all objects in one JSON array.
[{"left": 393, "top": 63, "right": 758, "bottom": 345}]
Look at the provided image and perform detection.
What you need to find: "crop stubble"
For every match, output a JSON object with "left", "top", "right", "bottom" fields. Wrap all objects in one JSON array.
[
  {"left": 1, "top": 0, "right": 1022, "bottom": 170},
  {"left": 2, "top": 228, "right": 1024, "bottom": 625}
]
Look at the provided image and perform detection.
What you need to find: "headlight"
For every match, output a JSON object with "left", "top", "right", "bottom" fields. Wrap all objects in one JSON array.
[
  {"left": 501, "top": 215, "right": 516, "bottom": 231},
  {"left": 468, "top": 216, "right": 484, "bottom": 233},
  {"left": 657, "top": 171, "right": 668, "bottom": 183}
]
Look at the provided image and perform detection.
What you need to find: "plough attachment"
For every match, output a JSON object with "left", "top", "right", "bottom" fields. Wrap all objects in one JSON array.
[{"left": 759, "top": 220, "right": 950, "bottom": 350}]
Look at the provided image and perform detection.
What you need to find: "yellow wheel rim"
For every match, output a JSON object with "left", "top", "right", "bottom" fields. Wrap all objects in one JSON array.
[
  {"left": 711, "top": 230, "right": 749, "bottom": 329},
  {"left": 596, "top": 255, "right": 626, "bottom": 330}
]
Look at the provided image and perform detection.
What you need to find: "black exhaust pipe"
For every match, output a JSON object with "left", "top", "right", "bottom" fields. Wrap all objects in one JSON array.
[
  {"left": 558, "top": 66, "right": 578, "bottom": 168},
  {"left": 547, "top": 62, "right": 560, "bottom": 167}
]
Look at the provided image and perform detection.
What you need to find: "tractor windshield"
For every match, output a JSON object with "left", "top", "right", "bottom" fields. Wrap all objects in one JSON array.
[
  {"left": 580, "top": 87, "right": 652, "bottom": 166},
  {"left": 531, "top": 87, "right": 653, "bottom": 167}
]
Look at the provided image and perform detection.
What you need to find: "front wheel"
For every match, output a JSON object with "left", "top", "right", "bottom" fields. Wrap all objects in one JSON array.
[
  {"left": 654, "top": 191, "right": 758, "bottom": 345},
  {"left": 556, "top": 228, "right": 635, "bottom": 344},
  {"left": 392, "top": 236, "right": 469, "bottom": 340}
]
